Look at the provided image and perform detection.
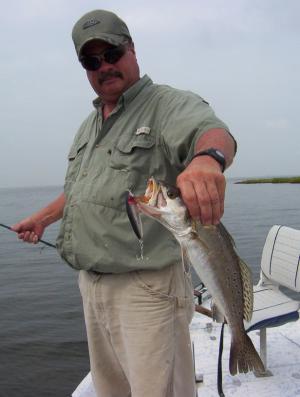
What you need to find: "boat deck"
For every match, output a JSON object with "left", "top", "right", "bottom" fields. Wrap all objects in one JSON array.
[
  {"left": 72, "top": 312, "right": 300, "bottom": 397},
  {"left": 191, "top": 313, "right": 300, "bottom": 397}
]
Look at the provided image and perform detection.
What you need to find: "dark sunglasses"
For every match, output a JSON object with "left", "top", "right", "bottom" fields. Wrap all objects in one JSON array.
[{"left": 79, "top": 44, "right": 127, "bottom": 71}]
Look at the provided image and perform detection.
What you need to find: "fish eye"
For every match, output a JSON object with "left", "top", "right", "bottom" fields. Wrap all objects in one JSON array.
[{"left": 167, "top": 186, "right": 179, "bottom": 199}]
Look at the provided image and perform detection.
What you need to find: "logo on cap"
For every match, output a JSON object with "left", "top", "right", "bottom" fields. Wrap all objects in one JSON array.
[{"left": 82, "top": 19, "right": 100, "bottom": 30}]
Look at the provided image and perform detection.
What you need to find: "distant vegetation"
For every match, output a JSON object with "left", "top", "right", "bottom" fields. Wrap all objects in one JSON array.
[{"left": 236, "top": 176, "right": 300, "bottom": 184}]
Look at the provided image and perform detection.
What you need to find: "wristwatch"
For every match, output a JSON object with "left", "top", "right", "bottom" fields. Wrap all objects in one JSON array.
[{"left": 191, "top": 148, "right": 226, "bottom": 172}]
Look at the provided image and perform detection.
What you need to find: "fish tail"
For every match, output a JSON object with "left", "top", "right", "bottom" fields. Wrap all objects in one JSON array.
[{"left": 229, "top": 332, "right": 265, "bottom": 375}]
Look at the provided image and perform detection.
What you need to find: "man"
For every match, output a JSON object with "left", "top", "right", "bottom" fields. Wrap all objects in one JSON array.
[{"left": 12, "top": 9, "right": 236, "bottom": 397}]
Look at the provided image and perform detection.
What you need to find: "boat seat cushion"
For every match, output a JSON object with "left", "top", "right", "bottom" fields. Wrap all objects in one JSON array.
[{"left": 244, "top": 284, "right": 300, "bottom": 332}]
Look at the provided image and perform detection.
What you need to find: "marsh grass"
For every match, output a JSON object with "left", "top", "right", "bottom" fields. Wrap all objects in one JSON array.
[{"left": 236, "top": 176, "right": 300, "bottom": 184}]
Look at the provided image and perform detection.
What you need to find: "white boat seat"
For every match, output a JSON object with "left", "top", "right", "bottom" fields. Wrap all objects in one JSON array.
[
  {"left": 244, "top": 225, "right": 300, "bottom": 374},
  {"left": 245, "top": 285, "right": 299, "bottom": 332}
]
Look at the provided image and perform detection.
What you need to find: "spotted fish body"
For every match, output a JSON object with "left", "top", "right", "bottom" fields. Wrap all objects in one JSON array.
[{"left": 131, "top": 178, "right": 265, "bottom": 376}]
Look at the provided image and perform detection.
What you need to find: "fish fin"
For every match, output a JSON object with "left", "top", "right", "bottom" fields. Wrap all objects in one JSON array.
[
  {"left": 218, "top": 221, "right": 253, "bottom": 321},
  {"left": 230, "top": 332, "right": 265, "bottom": 375},
  {"left": 211, "top": 301, "right": 226, "bottom": 323},
  {"left": 217, "top": 222, "right": 236, "bottom": 247},
  {"left": 239, "top": 258, "right": 253, "bottom": 322}
]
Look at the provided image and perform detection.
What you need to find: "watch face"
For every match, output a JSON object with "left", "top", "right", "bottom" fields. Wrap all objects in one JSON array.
[{"left": 215, "top": 149, "right": 225, "bottom": 159}]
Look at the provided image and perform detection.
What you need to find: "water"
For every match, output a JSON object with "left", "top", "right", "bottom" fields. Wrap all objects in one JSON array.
[
  {"left": 0, "top": 186, "right": 89, "bottom": 397},
  {"left": 0, "top": 182, "right": 300, "bottom": 396}
]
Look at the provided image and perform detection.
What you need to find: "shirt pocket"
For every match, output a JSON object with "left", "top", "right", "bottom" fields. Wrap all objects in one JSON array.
[
  {"left": 110, "top": 134, "right": 155, "bottom": 173},
  {"left": 65, "top": 140, "right": 88, "bottom": 183}
]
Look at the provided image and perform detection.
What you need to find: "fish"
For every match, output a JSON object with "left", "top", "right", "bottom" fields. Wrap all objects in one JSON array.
[{"left": 127, "top": 177, "right": 265, "bottom": 376}]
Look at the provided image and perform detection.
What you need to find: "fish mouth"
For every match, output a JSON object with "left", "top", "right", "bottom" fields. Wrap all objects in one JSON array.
[
  {"left": 126, "top": 178, "right": 161, "bottom": 240},
  {"left": 135, "top": 178, "right": 167, "bottom": 208},
  {"left": 143, "top": 178, "right": 161, "bottom": 205},
  {"left": 127, "top": 178, "right": 158, "bottom": 205},
  {"left": 125, "top": 178, "right": 164, "bottom": 239},
  {"left": 126, "top": 178, "right": 182, "bottom": 239},
  {"left": 133, "top": 177, "right": 181, "bottom": 209}
]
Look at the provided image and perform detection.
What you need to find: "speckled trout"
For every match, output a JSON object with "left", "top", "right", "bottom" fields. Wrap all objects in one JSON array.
[{"left": 127, "top": 178, "right": 265, "bottom": 376}]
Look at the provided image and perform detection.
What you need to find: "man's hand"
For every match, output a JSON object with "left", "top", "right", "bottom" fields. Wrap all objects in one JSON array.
[
  {"left": 11, "top": 192, "right": 66, "bottom": 244},
  {"left": 11, "top": 216, "right": 46, "bottom": 244},
  {"left": 176, "top": 156, "right": 226, "bottom": 225}
]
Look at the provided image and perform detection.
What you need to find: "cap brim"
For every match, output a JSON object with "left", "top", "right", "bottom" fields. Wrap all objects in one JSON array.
[{"left": 77, "top": 33, "right": 128, "bottom": 57}]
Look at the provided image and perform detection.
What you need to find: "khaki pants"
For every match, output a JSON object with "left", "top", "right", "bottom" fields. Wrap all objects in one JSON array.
[{"left": 78, "top": 262, "right": 196, "bottom": 397}]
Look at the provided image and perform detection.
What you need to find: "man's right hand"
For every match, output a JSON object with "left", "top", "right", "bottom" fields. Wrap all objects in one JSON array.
[
  {"left": 11, "top": 216, "right": 46, "bottom": 244},
  {"left": 11, "top": 192, "right": 66, "bottom": 244}
]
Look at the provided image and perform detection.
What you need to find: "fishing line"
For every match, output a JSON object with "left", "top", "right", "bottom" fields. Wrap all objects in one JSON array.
[{"left": 0, "top": 223, "right": 56, "bottom": 249}]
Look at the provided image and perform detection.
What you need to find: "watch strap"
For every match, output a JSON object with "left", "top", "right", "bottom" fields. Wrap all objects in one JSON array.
[{"left": 191, "top": 148, "right": 226, "bottom": 172}]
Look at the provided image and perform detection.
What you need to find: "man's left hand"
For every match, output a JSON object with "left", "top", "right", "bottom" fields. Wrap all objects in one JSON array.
[{"left": 176, "top": 156, "right": 226, "bottom": 225}]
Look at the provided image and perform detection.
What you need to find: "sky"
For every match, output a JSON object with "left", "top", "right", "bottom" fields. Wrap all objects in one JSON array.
[{"left": 0, "top": 0, "right": 299, "bottom": 188}]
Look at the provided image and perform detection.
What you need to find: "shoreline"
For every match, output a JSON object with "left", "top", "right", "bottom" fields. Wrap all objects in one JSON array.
[{"left": 235, "top": 176, "right": 300, "bottom": 184}]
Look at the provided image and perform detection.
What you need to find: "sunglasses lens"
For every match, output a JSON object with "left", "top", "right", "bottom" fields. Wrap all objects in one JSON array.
[
  {"left": 104, "top": 46, "right": 126, "bottom": 64},
  {"left": 79, "top": 45, "right": 126, "bottom": 71},
  {"left": 80, "top": 56, "right": 102, "bottom": 71}
]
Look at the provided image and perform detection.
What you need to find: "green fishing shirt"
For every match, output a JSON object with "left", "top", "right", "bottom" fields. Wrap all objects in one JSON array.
[{"left": 56, "top": 75, "right": 230, "bottom": 273}]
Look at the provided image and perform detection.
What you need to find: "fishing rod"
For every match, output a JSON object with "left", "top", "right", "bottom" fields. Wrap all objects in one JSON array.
[{"left": 0, "top": 223, "right": 56, "bottom": 249}]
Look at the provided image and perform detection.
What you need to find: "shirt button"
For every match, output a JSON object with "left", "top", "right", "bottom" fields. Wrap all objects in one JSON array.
[
  {"left": 82, "top": 171, "right": 88, "bottom": 177},
  {"left": 95, "top": 144, "right": 99, "bottom": 148}
]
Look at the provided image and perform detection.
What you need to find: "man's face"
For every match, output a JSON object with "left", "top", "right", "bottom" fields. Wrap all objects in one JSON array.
[{"left": 81, "top": 40, "right": 140, "bottom": 103}]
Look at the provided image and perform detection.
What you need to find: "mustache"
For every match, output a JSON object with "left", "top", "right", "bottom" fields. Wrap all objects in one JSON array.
[{"left": 98, "top": 70, "right": 123, "bottom": 84}]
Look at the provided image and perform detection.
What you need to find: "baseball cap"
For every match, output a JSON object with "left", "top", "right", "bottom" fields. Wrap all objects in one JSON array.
[{"left": 72, "top": 10, "right": 132, "bottom": 58}]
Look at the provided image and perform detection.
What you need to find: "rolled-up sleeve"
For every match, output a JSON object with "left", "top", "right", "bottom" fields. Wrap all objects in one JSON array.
[{"left": 159, "top": 90, "right": 230, "bottom": 170}]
